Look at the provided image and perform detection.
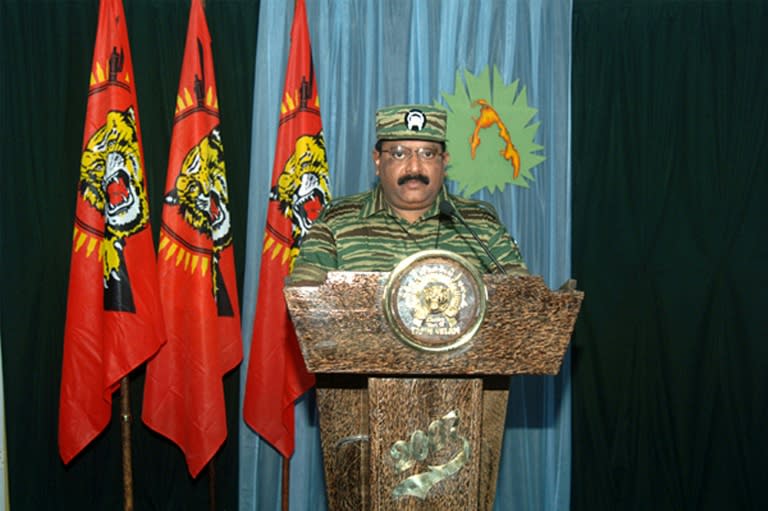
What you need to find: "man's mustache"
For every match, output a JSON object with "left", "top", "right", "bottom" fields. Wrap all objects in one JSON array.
[{"left": 397, "top": 174, "right": 430, "bottom": 185}]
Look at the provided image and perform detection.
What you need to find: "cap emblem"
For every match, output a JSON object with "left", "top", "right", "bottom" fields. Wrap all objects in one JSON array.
[{"left": 405, "top": 109, "right": 426, "bottom": 132}]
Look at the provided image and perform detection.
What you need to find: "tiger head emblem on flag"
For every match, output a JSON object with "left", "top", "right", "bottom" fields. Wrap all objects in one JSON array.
[
  {"left": 164, "top": 126, "right": 235, "bottom": 316},
  {"left": 165, "top": 127, "right": 232, "bottom": 251},
  {"left": 270, "top": 132, "right": 330, "bottom": 260},
  {"left": 79, "top": 107, "right": 150, "bottom": 311}
]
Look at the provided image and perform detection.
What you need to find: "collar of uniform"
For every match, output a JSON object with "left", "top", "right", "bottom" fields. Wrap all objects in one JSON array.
[
  {"left": 359, "top": 184, "right": 460, "bottom": 223},
  {"left": 360, "top": 184, "right": 387, "bottom": 218}
]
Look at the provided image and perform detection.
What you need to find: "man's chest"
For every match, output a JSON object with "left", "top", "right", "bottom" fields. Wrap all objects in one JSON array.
[{"left": 333, "top": 218, "right": 486, "bottom": 272}]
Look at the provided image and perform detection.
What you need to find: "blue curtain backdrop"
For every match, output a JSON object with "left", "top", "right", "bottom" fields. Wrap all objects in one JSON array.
[{"left": 239, "top": 1, "right": 572, "bottom": 509}]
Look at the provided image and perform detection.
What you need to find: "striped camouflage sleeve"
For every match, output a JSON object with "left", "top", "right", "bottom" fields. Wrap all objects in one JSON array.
[
  {"left": 488, "top": 225, "right": 529, "bottom": 275},
  {"left": 459, "top": 198, "right": 529, "bottom": 275},
  {"left": 288, "top": 209, "right": 338, "bottom": 284}
]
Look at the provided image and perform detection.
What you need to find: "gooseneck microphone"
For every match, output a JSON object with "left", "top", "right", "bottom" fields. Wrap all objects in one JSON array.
[{"left": 438, "top": 200, "right": 508, "bottom": 275}]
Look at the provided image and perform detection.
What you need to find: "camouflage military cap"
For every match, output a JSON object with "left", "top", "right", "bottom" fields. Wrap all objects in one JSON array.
[{"left": 375, "top": 104, "right": 447, "bottom": 142}]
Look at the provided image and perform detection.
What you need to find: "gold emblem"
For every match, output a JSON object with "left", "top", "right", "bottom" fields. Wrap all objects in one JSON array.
[{"left": 383, "top": 250, "right": 487, "bottom": 352}]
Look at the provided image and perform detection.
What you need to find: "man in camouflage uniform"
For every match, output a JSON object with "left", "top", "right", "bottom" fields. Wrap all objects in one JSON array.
[{"left": 290, "top": 103, "right": 527, "bottom": 282}]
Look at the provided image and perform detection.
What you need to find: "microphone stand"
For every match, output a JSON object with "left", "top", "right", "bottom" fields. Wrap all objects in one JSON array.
[{"left": 439, "top": 200, "right": 508, "bottom": 275}]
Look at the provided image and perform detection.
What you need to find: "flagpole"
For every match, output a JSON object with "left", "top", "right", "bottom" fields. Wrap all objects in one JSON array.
[
  {"left": 208, "top": 460, "right": 216, "bottom": 511},
  {"left": 120, "top": 377, "right": 134, "bottom": 511},
  {"left": 282, "top": 456, "right": 290, "bottom": 511}
]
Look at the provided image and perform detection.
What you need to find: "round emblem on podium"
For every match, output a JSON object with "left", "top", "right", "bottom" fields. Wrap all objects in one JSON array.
[{"left": 383, "top": 250, "right": 487, "bottom": 352}]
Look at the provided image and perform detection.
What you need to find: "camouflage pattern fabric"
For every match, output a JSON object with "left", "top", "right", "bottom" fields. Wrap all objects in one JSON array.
[
  {"left": 289, "top": 185, "right": 527, "bottom": 283},
  {"left": 375, "top": 104, "right": 447, "bottom": 142}
]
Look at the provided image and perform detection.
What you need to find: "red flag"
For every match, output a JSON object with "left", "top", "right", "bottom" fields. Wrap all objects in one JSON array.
[
  {"left": 58, "top": 0, "right": 165, "bottom": 464},
  {"left": 243, "top": 0, "right": 331, "bottom": 458},
  {"left": 141, "top": 0, "right": 243, "bottom": 478}
]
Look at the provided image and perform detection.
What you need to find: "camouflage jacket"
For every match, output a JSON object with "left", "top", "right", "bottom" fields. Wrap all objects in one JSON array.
[{"left": 289, "top": 185, "right": 527, "bottom": 283}]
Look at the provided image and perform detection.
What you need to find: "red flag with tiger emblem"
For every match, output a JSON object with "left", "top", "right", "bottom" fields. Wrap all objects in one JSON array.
[
  {"left": 242, "top": 0, "right": 331, "bottom": 458},
  {"left": 58, "top": 0, "right": 165, "bottom": 464},
  {"left": 141, "top": 0, "right": 243, "bottom": 478}
]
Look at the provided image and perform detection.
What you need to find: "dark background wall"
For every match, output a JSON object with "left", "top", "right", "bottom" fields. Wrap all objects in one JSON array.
[
  {"left": 1, "top": 0, "right": 766, "bottom": 509},
  {"left": 571, "top": 1, "right": 768, "bottom": 510}
]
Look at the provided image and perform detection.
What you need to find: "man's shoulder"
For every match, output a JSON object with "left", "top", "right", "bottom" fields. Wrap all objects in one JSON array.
[
  {"left": 449, "top": 194, "right": 502, "bottom": 223},
  {"left": 319, "top": 190, "right": 371, "bottom": 222}
]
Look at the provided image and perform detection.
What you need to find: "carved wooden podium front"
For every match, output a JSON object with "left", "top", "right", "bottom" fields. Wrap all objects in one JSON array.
[{"left": 285, "top": 253, "right": 583, "bottom": 511}]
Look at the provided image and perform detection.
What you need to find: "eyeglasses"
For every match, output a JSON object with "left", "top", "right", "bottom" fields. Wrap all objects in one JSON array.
[{"left": 379, "top": 146, "right": 443, "bottom": 162}]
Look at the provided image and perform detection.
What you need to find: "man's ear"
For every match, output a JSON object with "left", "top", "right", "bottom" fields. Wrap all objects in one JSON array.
[
  {"left": 442, "top": 151, "right": 451, "bottom": 166},
  {"left": 372, "top": 149, "right": 381, "bottom": 176}
]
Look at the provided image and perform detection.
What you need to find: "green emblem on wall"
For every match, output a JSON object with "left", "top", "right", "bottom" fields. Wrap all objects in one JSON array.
[{"left": 439, "top": 66, "right": 546, "bottom": 195}]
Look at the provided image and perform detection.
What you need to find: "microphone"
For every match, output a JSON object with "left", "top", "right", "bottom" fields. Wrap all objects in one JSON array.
[{"left": 439, "top": 200, "right": 508, "bottom": 275}]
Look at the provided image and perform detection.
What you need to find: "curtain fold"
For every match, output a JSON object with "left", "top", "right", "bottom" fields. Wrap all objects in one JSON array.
[
  {"left": 239, "top": 1, "right": 572, "bottom": 509},
  {"left": 571, "top": 2, "right": 768, "bottom": 510}
]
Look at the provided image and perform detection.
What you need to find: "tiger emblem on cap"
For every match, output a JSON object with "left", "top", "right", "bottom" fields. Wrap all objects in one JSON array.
[{"left": 405, "top": 109, "right": 427, "bottom": 131}]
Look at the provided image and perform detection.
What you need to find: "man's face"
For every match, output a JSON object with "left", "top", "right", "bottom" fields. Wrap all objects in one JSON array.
[{"left": 373, "top": 140, "right": 449, "bottom": 221}]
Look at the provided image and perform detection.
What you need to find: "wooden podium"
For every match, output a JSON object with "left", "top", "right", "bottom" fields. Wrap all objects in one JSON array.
[{"left": 285, "top": 255, "right": 583, "bottom": 511}]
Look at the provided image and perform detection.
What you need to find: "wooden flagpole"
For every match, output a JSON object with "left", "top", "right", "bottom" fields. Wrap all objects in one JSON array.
[
  {"left": 282, "top": 456, "right": 290, "bottom": 511},
  {"left": 119, "top": 377, "right": 134, "bottom": 511},
  {"left": 208, "top": 460, "right": 216, "bottom": 511}
]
